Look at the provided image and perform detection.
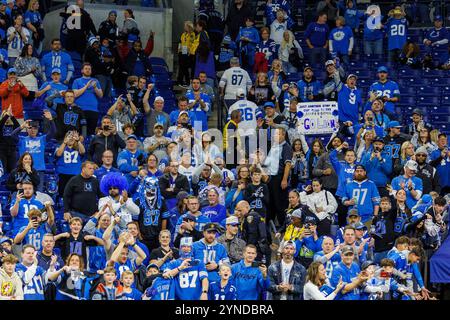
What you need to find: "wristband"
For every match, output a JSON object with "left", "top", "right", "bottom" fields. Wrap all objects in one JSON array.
[{"left": 202, "top": 290, "right": 208, "bottom": 294}]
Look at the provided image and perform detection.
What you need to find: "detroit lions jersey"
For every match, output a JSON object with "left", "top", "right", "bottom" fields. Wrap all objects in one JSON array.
[
  {"left": 16, "top": 263, "right": 46, "bottom": 300},
  {"left": 227, "top": 99, "right": 263, "bottom": 137},
  {"left": 165, "top": 258, "right": 208, "bottom": 300}
]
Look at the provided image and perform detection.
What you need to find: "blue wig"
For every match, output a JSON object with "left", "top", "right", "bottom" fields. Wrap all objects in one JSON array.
[{"left": 100, "top": 172, "right": 129, "bottom": 195}]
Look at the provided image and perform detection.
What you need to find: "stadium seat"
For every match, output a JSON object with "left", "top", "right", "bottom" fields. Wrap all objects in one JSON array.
[
  {"left": 416, "top": 86, "right": 441, "bottom": 97},
  {"left": 417, "top": 96, "right": 440, "bottom": 106}
]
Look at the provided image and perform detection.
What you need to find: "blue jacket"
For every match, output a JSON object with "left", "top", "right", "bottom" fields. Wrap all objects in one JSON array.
[
  {"left": 267, "top": 260, "right": 306, "bottom": 300},
  {"left": 297, "top": 77, "right": 323, "bottom": 102},
  {"left": 231, "top": 260, "right": 269, "bottom": 300},
  {"left": 330, "top": 149, "right": 357, "bottom": 197},
  {"left": 117, "top": 149, "right": 147, "bottom": 184},
  {"left": 361, "top": 150, "right": 392, "bottom": 187},
  {"left": 430, "top": 148, "right": 450, "bottom": 188}
]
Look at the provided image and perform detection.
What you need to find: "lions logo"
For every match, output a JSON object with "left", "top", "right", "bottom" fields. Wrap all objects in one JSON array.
[{"left": 332, "top": 31, "right": 346, "bottom": 41}]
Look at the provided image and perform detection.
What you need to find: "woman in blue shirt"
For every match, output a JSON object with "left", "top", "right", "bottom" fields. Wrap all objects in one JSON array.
[
  {"left": 24, "top": 0, "right": 44, "bottom": 55},
  {"left": 55, "top": 130, "right": 86, "bottom": 195}
]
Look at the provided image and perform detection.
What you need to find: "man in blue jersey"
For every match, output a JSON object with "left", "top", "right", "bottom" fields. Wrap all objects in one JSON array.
[
  {"left": 385, "top": 8, "right": 409, "bottom": 62},
  {"left": 429, "top": 133, "right": 450, "bottom": 195},
  {"left": 40, "top": 38, "right": 74, "bottom": 84},
  {"left": 231, "top": 244, "right": 269, "bottom": 300},
  {"left": 117, "top": 135, "right": 147, "bottom": 185},
  {"left": 163, "top": 236, "right": 209, "bottom": 300},
  {"left": 201, "top": 188, "right": 227, "bottom": 224},
  {"left": 72, "top": 62, "right": 103, "bottom": 135},
  {"left": 424, "top": 15, "right": 449, "bottom": 61},
  {"left": 368, "top": 66, "right": 400, "bottom": 119},
  {"left": 329, "top": 16, "right": 354, "bottom": 65},
  {"left": 391, "top": 160, "right": 423, "bottom": 209},
  {"left": 16, "top": 245, "right": 46, "bottom": 300},
  {"left": 185, "top": 78, "right": 210, "bottom": 131},
  {"left": 329, "top": 141, "right": 357, "bottom": 198},
  {"left": 37, "top": 68, "right": 68, "bottom": 110},
  {"left": 296, "top": 66, "right": 323, "bottom": 102},
  {"left": 208, "top": 263, "right": 237, "bottom": 300},
  {"left": 337, "top": 74, "right": 362, "bottom": 137},
  {"left": 192, "top": 223, "right": 229, "bottom": 283},
  {"left": 175, "top": 196, "right": 211, "bottom": 234},
  {"left": 342, "top": 165, "right": 380, "bottom": 226},
  {"left": 13, "top": 205, "right": 54, "bottom": 251},
  {"left": 142, "top": 263, "right": 175, "bottom": 300},
  {"left": 9, "top": 181, "right": 44, "bottom": 237},
  {"left": 383, "top": 121, "right": 407, "bottom": 163},
  {"left": 330, "top": 245, "right": 369, "bottom": 300},
  {"left": 314, "top": 236, "right": 341, "bottom": 279},
  {"left": 305, "top": 12, "right": 329, "bottom": 65}
]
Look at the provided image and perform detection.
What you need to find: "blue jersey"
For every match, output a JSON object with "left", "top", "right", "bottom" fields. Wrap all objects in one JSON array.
[
  {"left": 165, "top": 258, "right": 208, "bottom": 300},
  {"left": 314, "top": 251, "right": 341, "bottom": 279},
  {"left": 386, "top": 18, "right": 408, "bottom": 50},
  {"left": 192, "top": 239, "right": 230, "bottom": 283},
  {"left": 16, "top": 263, "right": 46, "bottom": 300},
  {"left": 72, "top": 77, "right": 101, "bottom": 112},
  {"left": 255, "top": 39, "right": 277, "bottom": 66},
  {"left": 329, "top": 26, "right": 354, "bottom": 54},
  {"left": 297, "top": 78, "right": 323, "bottom": 102},
  {"left": 344, "top": 8, "right": 363, "bottom": 29},
  {"left": 391, "top": 175, "right": 423, "bottom": 208},
  {"left": 117, "top": 149, "right": 147, "bottom": 183},
  {"left": 330, "top": 261, "right": 361, "bottom": 300},
  {"left": 40, "top": 51, "right": 74, "bottom": 82},
  {"left": 236, "top": 26, "right": 260, "bottom": 50},
  {"left": 24, "top": 10, "right": 42, "bottom": 26},
  {"left": 231, "top": 260, "right": 268, "bottom": 300},
  {"left": 424, "top": 27, "right": 449, "bottom": 46},
  {"left": 94, "top": 166, "right": 120, "bottom": 185},
  {"left": 208, "top": 281, "right": 237, "bottom": 300},
  {"left": 342, "top": 179, "right": 380, "bottom": 223},
  {"left": 121, "top": 288, "right": 142, "bottom": 300},
  {"left": 368, "top": 80, "right": 400, "bottom": 114},
  {"left": 176, "top": 213, "right": 211, "bottom": 234},
  {"left": 144, "top": 276, "right": 175, "bottom": 300},
  {"left": 18, "top": 135, "right": 47, "bottom": 171},
  {"left": 185, "top": 91, "right": 211, "bottom": 131},
  {"left": 338, "top": 85, "right": 362, "bottom": 124},
  {"left": 10, "top": 197, "right": 44, "bottom": 237},
  {"left": 430, "top": 149, "right": 450, "bottom": 188},
  {"left": 265, "top": 0, "right": 291, "bottom": 25},
  {"left": 329, "top": 149, "right": 357, "bottom": 198},
  {"left": 387, "top": 247, "right": 408, "bottom": 272},
  {"left": 305, "top": 22, "right": 329, "bottom": 47},
  {"left": 114, "top": 260, "right": 137, "bottom": 280},
  {"left": 201, "top": 204, "right": 227, "bottom": 224},
  {"left": 218, "top": 40, "right": 237, "bottom": 64},
  {"left": 55, "top": 146, "right": 84, "bottom": 175},
  {"left": 18, "top": 223, "right": 52, "bottom": 251},
  {"left": 38, "top": 81, "right": 68, "bottom": 107},
  {"left": 363, "top": 14, "right": 384, "bottom": 41}
]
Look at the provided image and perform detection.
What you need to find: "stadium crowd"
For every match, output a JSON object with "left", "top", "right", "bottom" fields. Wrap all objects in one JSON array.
[{"left": 0, "top": 0, "right": 449, "bottom": 301}]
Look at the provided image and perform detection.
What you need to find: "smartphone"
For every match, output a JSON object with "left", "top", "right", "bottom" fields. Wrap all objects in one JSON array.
[
  {"left": 251, "top": 261, "right": 263, "bottom": 268},
  {"left": 189, "top": 260, "right": 199, "bottom": 266},
  {"left": 31, "top": 216, "right": 38, "bottom": 222},
  {"left": 380, "top": 271, "right": 391, "bottom": 278},
  {"left": 17, "top": 189, "right": 24, "bottom": 194}
]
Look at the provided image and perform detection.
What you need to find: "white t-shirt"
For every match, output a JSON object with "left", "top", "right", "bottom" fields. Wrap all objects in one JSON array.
[
  {"left": 280, "top": 260, "right": 294, "bottom": 300},
  {"left": 228, "top": 100, "right": 262, "bottom": 137},
  {"left": 219, "top": 67, "right": 252, "bottom": 100},
  {"left": 270, "top": 20, "right": 287, "bottom": 45},
  {"left": 7, "top": 26, "right": 31, "bottom": 58}
]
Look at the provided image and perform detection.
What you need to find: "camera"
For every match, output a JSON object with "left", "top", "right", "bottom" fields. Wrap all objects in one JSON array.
[
  {"left": 380, "top": 271, "right": 392, "bottom": 278},
  {"left": 103, "top": 125, "right": 110, "bottom": 131},
  {"left": 304, "top": 223, "right": 312, "bottom": 229},
  {"left": 251, "top": 261, "right": 263, "bottom": 268},
  {"left": 367, "top": 116, "right": 373, "bottom": 122}
]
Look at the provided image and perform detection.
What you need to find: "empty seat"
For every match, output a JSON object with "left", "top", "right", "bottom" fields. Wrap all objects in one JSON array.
[
  {"left": 416, "top": 96, "right": 440, "bottom": 105},
  {"left": 416, "top": 86, "right": 441, "bottom": 97}
]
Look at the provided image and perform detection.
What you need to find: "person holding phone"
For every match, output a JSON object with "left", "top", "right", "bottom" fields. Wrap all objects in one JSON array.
[
  {"left": 0, "top": 67, "right": 30, "bottom": 120},
  {"left": 304, "top": 260, "right": 344, "bottom": 300}
]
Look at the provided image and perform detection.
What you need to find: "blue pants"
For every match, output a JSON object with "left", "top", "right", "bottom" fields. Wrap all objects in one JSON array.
[
  {"left": 309, "top": 47, "right": 327, "bottom": 65},
  {"left": 373, "top": 250, "right": 389, "bottom": 265},
  {"left": 364, "top": 39, "right": 383, "bottom": 55}
]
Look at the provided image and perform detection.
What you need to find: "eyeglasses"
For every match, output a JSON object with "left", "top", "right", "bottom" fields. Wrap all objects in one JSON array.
[{"left": 416, "top": 154, "right": 427, "bottom": 157}]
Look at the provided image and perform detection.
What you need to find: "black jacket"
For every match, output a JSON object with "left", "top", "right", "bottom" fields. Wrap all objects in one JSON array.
[
  {"left": 158, "top": 173, "right": 190, "bottom": 200},
  {"left": 124, "top": 49, "right": 152, "bottom": 76},
  {"left": 6, "top": 168, "right": 40, "bottom": 191},
  {"left": 88, "top": 133, "right": 125, "bottom": 166},
  {"left": 63, "top": 175, "right": 102, "bottom": 216},
  {"left": 49, "top": 102, "right": 87, "bottom": 140},
  {"left": 417, "top": 163, "right": 441, "bottom": 195},
  {"left": 225, "top": 3, "right": 253, "bottom": 40}
]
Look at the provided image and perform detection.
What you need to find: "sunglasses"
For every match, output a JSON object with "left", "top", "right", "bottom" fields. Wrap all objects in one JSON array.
[{"left": 416, "top": 154, "right": 427, "bottom": 157}]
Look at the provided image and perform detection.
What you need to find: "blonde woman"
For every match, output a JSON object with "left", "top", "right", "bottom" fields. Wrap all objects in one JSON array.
[
  {"left": 268, "top": 59, "right": 286, "bottom": 97},
  {"left": 278, "top": 30, "right": 303, "bottom": 74},
  {"left": 393, "top": 141, "right": 415, "bottom": 175},
  {"left": 248, "top": 72, "right": 276, "bottom": 107},
  {"left": 177, "top": 21, "right": 196, "bottom": 87}
]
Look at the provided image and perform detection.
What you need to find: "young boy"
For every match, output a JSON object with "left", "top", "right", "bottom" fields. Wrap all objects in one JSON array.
[
  {"left": 0, "top": 254, "right": 24, "bottom": 300},
  {"left": 142, "top": 263, "right": 174, "bottom": 300},
  {"left": 372, "top": 197, "right": 396, "bottom": 264},
  {"left": 208, "top": 263, "right": 237, "bottom": 300},
  {"left": 245, "top": 167, "right": 269, "bottom": 219},
  {"left": 91, "top": 266, "right": 124, "bottom": 300},
  {"left": 120, "top": 270, "right": 142, "bottom": 300}
]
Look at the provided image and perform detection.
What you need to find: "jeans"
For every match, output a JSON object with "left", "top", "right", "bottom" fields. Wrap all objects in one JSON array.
[
  {"left": 282, "top": 60, "right": 297, "bottom": 74},
  {"left": 364, "top": 39, "right": 383, "bottom": 55},
  {"left": 373, "top": 250, "right": 389, "bottom": 265},
  {"left": 309, "top": 47, "right": 327, "bottom": 65},
  {"left": 96, "top": 75, "right": 112, "bottom": 99}
]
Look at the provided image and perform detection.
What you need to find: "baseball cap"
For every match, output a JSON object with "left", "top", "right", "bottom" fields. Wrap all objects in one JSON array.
[
  {"left": 290, "top": 209, "right": 302, "bottom": 219},
  {"left": 146, "top": 263, "right": 159, "bottom": 270},
  {"left": 325, "top": 60, "right": 335, "bottom": 67},
  {"left": 348, "top": 208, "right": 360, "bottom": 217},
  {"left": 154, "top": 96, "right": 165, "bottom": 103},
  {"left": 353, "top": 221, "right": 367, "bottom": 230},
  {"left": 178, "top": 111, "right": 189, "bottom": 118},
  {"left": 222, "top": 35, "right": 231, "bottom": 44},
  {"left": 154, "top": 123, "right": 164, "bottom": 129},
  {"left": 51, "top": 68, "right": 61, "bottom": 74},
  {"left": 354, "top": 164, "right": 366, "bottom": 171},
  {"left": 373, "top": 136, "right": 384, "bottom": 143},
  {"left": 361, "top": 260, "right": 376, "bottom": 270},
  {"left": 204, "top": 223, "right": 219, "bottom": 232},
  {"left": 346, "top": 74, "right": 358, "bottom": 81},
  {"left": 393, "top": 8, "right": 402, "bottom": 15},
  {"left": 109, "top": 10, "right": 118, "bottom": 16},
  {"left": 236, "top": 88, "right": 246, "bottom": 98},
  {"left": 180, "top": 236, "right": 193, "bottom": 247},
  {"left": 377, "top": 66, "right": 388, "bottom": 73},
  {"left": 7, "top": 67, "right": 16, "bottom": 74},
  {"left": 0, "top": 237, "right": 12, "bottom": 245},
  {"left": 412, "top": 108, "right": 423, "bottom": 116},
  {"left": 264, "top": 101, "right": 275, "bottom": 109},
  {"left": 176, "top": 191, "right": 190, "bottom": 202},
  {"left": 434, "top": 15, "right": 443, "bottom": 21},
  {"left": 226, "top": 216, "right": 239, "bottom": 226},
  {"left": 304, "top": 216, "right": 317, "bottom": 225},
  {"left": 183, "top": 213, "right": 197, "bottom": 222},
  {"left": 303, "top": 66, "right": 313, "bottom": 72},
  {"left": 415, "top": 146, "right": 428, "bottom": 155},
  {"left": 387, "top": 120, "right": 402, "bottom": 129},
  {"left": 283, "top": 240, "right": 296, "bottom": 250},
  {"left": 404, "top": 160, "right": 418, "bottom": 172},
  {"left": 88, "top": 36, "right": 99, "bottom": 46},
  {"left": 126, "top": 134, "right": 138, "bottom": 141},
  {"left": 341, "top": 245, "right": 354, "bottom": 255}
]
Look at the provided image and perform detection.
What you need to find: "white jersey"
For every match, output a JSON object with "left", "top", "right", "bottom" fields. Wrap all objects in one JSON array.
[
  {"left": 7, "top": 27, "right": 31, "bottom": 58},
  {"left": 228, "top": 99, "right": 263, "bottom": 136},
  {"left": 219, "top": 67, "right": 252, "bottom": 100}
]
